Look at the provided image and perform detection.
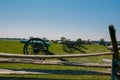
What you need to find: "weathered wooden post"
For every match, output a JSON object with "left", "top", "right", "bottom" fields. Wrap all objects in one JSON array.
[{"left": 109, "top": 25, "right": 120, "bottom": 80}]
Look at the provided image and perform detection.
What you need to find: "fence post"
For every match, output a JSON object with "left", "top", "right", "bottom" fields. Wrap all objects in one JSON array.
[
  {"left": 109, "top": 25, "right": 120, "bottom": 80},
  {"left": 109, "top": 25, "right": 119, "bottom": 60}
]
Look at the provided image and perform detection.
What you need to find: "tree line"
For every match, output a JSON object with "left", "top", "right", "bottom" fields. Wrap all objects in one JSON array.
[{"left": 0, "top": 37, "right": 111, "bottom": 46}]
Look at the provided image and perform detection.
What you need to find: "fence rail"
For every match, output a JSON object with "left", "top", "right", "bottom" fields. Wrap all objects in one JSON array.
[
  {"left": 0, "top": 52, "right": 113, "bottom": 59},
  {"left": 0, "top": 58, "right": 111, "bottom": 68}
]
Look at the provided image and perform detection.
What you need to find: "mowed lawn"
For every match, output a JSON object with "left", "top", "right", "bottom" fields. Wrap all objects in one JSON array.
[{"left": 0, "top": 40, "right": 112, "bottom": 80}]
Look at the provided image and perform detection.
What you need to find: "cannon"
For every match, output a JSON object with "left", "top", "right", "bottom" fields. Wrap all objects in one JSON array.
[
  {"left": 20, "top": 38, "right": 50, "bottom": 56},
  {"left": 61, "top": 41, "right": 85, "bottom": 53}
]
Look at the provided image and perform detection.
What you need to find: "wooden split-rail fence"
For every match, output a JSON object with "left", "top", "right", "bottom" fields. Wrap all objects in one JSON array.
[{"left": 0, "top": 52, "right": 113, "bottom": 75}]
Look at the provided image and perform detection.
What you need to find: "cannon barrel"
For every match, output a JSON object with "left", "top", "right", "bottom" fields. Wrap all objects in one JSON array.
[
  {"left": 20, "top": 39, "right": 50, "bottom": 47},
  {"left": 20, "top": 39, "right": 28, "bottom": 43},
  {"left": 61, "top": 41, "right": 81, "bottom": 45}
]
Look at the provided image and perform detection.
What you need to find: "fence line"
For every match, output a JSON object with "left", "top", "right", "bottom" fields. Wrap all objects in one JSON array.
[{"left": 0, "top": 52, "right": 113, "bottom": 75}]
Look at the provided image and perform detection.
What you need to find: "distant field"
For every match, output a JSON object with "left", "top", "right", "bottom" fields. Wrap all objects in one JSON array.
[{"left": 0, "top": 40, "right": 112, "bottom": 80}]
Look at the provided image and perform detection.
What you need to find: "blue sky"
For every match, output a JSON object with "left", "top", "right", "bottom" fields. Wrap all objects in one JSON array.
[{"left": 0, "top": 0, "right": 120, "bottom": 41}]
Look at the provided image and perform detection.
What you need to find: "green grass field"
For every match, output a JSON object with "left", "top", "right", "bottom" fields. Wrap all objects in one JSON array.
[{"left": 0, "top": 40, "right": 112, "bottom": 80}]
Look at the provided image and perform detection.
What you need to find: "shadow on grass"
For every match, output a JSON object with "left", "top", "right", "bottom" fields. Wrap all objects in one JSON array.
[
  {"left": 0, "top": 68, "right": 110, "bottom": 75},
  {"left": 45, "top": 51, "right": 68, "bottom": 61}
]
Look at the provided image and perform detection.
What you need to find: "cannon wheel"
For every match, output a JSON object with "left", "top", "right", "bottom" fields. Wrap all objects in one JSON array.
[
  {"left": 23, "top": 38, "right": 48, "bottom": 57},
  {"left": 62, "top": 42, "right": 75, "bottom": 53}
]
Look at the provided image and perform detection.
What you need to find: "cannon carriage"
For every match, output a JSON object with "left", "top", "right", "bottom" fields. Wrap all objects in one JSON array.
[
  {"left": 61, "top": 41, "right": 85, "bottom": 53},
  {"left": 21, "top": 38, "right": 50, "bottom": 56}
]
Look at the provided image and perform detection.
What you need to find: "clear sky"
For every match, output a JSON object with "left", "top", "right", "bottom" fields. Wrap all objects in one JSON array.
[{"left": 0, "top": 0, "right": 120, "bottom": 41}]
